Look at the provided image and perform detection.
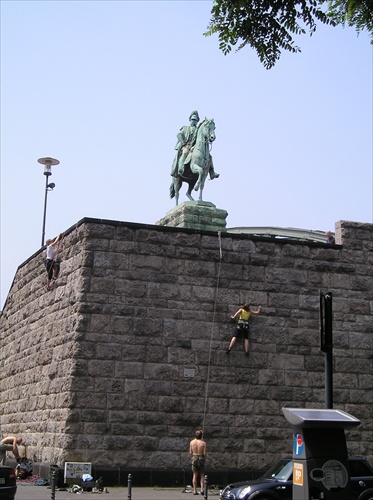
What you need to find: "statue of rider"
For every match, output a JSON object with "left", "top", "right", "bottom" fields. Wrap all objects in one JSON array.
[{"left": 171, "top": 111, "right": 219, "bottom": 179}]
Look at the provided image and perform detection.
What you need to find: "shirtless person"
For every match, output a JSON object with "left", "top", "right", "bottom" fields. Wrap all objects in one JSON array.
[
  {"left": 0, "top": 436, "right": 22, "bottom": 465},
  {"left": 189, "top": 430, "right": 207, "bottom": 495}
]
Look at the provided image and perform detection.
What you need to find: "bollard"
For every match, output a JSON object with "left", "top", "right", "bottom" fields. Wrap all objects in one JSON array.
[
  {"left": 50, "top": 469, "right": 56, "bottom": 500},
  {"left": 127, "top": 473, "right": 132, "bottom": 500},
  {"left": 204, "top": 474, "right": 208, "bottom": 499}
]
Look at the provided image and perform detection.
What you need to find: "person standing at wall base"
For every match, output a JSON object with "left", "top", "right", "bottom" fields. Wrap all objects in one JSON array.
[{"left": 189, "top": 430, "right": 207, "bottom": 495}]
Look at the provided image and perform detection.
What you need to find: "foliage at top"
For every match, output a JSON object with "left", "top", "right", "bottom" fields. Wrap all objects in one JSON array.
[
  {"left": 328, "top": 0, "right": 373, "bottom": 36},
  {"left": 204, "top": 0, "right": 373, "bottom": 69}
]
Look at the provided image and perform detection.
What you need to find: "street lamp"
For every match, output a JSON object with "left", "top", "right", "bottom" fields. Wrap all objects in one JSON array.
[{"left": 38, "top": 157, "right": 60, "bottom": 247}]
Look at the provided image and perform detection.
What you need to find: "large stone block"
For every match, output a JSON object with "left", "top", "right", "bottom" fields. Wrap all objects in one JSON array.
[{"left": 157, "top": 201, "right": 228, "bottom": 232}]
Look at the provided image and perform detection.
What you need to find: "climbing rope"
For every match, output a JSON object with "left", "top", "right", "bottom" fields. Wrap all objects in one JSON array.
[{"left": 202, "top": 231, "right": 223, "bottom": 433}]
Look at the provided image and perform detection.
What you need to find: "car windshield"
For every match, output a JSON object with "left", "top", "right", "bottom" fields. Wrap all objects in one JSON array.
[{"left": 261, "top": 459, "right": 293, "bottom": 480}]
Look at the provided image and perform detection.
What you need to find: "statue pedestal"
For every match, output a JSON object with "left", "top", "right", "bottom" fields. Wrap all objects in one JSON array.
[{"left": 156, "top": 201, "right": 228, "bottom": 232}]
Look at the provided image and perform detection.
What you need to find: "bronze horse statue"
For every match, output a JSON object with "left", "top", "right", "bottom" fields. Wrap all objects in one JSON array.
[{"left": 170, "top": 118, "right": 218, "bottom": 205}]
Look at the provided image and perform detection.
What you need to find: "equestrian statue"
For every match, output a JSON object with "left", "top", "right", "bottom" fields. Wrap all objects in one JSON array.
[{"left": 170, "top": 110, "right": 219, "bottom": 205}]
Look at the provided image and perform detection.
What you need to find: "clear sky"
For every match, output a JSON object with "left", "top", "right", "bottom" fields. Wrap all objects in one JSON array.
[{"left": 1, "top": 0, "right": 372, "bottom": 309}]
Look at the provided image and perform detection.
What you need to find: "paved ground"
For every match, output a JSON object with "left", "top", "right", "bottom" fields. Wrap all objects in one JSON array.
[{"left": 15, "top": 482, "right": 221, "bottom": 500}]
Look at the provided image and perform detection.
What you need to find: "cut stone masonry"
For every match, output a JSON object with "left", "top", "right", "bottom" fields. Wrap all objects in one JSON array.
[{"left": 0, "top": 218, "right": 372, "bottom": 481}]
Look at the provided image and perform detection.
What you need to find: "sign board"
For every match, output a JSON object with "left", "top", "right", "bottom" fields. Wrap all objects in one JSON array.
[
  {"left": 293, "top": 462, "right": 304, "bottom": 486},
  {"left": 64, "top": 462, "right": 92, "bottom": 481},
  {"left": 293, "top": 433, "right": 304, "bottom": 457},
  {"left": 322, "top": 460, "right": 348, "bottom": 490}
]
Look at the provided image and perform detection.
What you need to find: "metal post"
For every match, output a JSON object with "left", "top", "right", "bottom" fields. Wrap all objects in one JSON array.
[
  {"left": 320, "top": 292, "right": 333, "bottom": 409},
  {"left": 127, "top": 473, "right": 132, "bottom": 500},
  {"left": 50, "top": 468, "right": 56, "bottom": 500},
  {"left": 325, "top": 344, "right": 333, "bottom": 409},
  {"left": 41, "top": 173, "right": 50, "bottom": 247},
  {"left": 38, "top": 157, "right": 60, "bottom": 247},
  {"left": 204, "top": 474, "right": 208, "bottom": 499}
]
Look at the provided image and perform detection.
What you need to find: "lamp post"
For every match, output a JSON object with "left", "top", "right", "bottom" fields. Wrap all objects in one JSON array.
[{"left": 38, "top": 157, "right": 60, "bottom": 247}]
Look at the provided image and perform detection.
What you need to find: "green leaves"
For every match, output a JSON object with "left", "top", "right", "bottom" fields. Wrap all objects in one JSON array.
[
  {"left": 328, "top": 0, "right": 373, "bottom": 36},
  {"left": 204, "top": 0, "right": 372, "bottom": 69}
]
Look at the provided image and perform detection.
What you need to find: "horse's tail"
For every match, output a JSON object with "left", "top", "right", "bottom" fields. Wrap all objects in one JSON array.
[{"left": 169, "top": 182, "right": 175, "bottom": 199}]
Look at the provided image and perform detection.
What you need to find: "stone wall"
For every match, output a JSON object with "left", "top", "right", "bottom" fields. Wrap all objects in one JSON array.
[{"left": 0, "top": 218, "right": 372, "bottom": 479}]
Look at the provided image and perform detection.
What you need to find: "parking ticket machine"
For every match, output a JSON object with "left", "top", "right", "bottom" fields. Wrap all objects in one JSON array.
[{"left": 282, "top": 408, "right": 361, "bottom": 500}]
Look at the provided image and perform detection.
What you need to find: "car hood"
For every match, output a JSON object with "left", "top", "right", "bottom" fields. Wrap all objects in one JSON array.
[{"left": 226, "top": 478, "right": 280, "bottom": 489}]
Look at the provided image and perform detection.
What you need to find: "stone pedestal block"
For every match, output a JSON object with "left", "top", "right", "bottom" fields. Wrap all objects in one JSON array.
[{"left": 156, "top": 201, "right": 228, "bottom": 232}]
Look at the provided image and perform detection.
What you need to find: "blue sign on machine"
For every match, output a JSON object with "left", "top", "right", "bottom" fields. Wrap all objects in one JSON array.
[{"left": 294, "top": 433, "right": 304, "bottom": 457}]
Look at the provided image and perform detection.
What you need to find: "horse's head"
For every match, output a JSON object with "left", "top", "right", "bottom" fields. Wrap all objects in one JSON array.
[{"left": 199, "top": 118, "right": 216, "bottom": 143}]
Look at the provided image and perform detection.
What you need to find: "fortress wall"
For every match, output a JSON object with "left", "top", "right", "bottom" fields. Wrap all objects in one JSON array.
[{"left": 0, "top": 218, "right": 372, "bottom": 474}]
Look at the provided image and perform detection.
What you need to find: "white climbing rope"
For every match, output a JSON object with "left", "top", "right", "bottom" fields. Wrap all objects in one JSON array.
[{"left": 202, "top": 231, "right": 223, "bottom": 433}]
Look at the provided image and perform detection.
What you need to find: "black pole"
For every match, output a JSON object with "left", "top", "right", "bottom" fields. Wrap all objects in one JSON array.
[
  {"left": 325, "top": 342, "right": 333, "bottom": 409},
  {"left": 127, "top": 473, "right": 132, "bottom": 500},
  {"left": 41, "top": 172, "right": 51, "bottom": 247},
  {"left": 50, "top": 468, "right": 56, "bottom": 500},
  {"left": 204, "top": 474, "right": 208, "bottom": 499},
  {"left": 320, "top": 292, "right": 333, "bottom": 408}
]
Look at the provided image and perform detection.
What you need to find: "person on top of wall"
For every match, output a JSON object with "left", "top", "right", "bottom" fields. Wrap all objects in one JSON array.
[
  {"left": 226, "top": 302, "right": 262, "bottom": 357},
  {"left": 0, "top": 436, "right": 22, "bottom": 465},
  {"left": 45, "top": 233, "right": 62, "bottom": 289},
  {"left": 326, "top": 231, "right": 335, "bottom": 244},
  {"left": 189, "top": 430, "right": 207, "bottom": 496}
]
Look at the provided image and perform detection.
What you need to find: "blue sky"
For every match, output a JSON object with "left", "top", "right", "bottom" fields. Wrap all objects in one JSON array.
[{"left": 1, "top": 0, "right": 372, "bottom": 309}]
